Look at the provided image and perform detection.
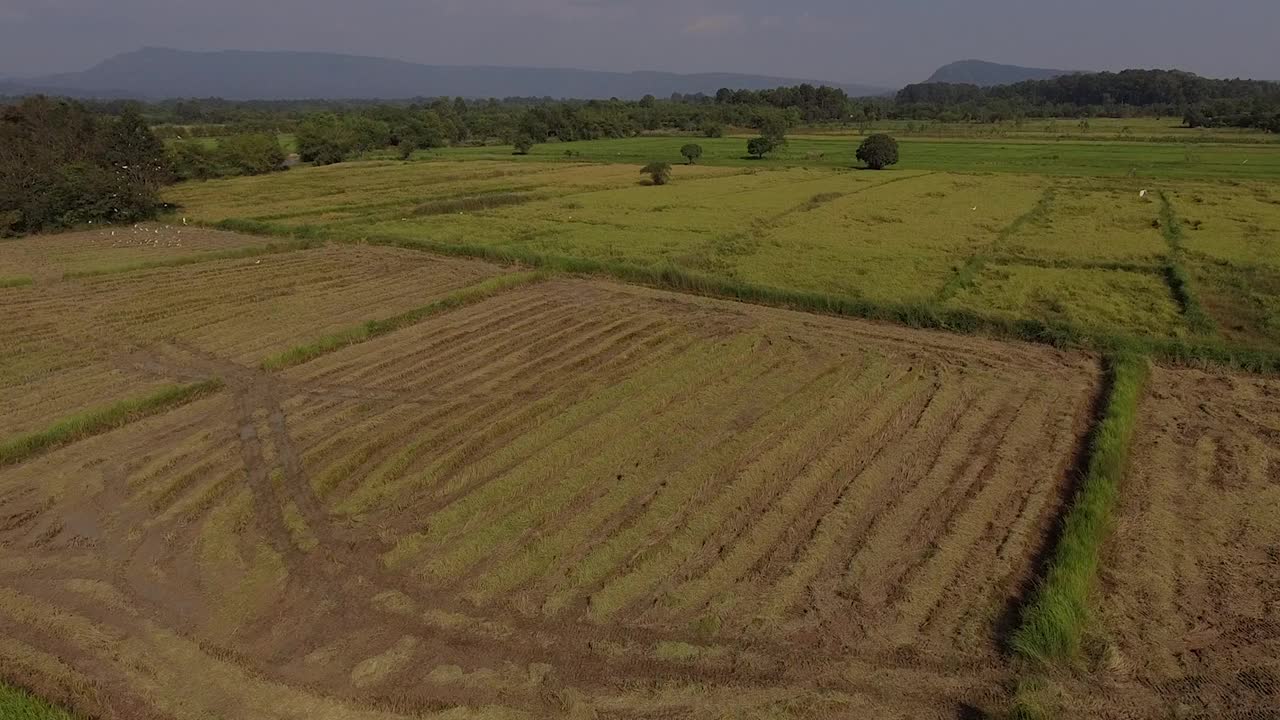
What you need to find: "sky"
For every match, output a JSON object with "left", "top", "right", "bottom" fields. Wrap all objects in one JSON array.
[{"left": 2, "top": 0, "right": 1278, "bottom": 86}]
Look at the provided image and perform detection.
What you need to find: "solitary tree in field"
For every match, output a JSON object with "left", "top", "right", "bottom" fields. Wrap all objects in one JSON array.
[
  {"left": 856, "top": 134, "right": 899, "bottom": 170},
  {"left": 513, "top": 135, "right": 534, "bottom": 155},
  {"left": 746, "top": 137, "right": 775, "bottom": 159},
  {"left": 680, "top": 143, "right": 703, "bottom": 165},
  {"left": 641, "top": 162, "right": 672, "bottom": 185}
]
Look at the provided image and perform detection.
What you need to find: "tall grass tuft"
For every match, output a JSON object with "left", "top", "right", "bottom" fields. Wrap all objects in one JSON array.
[
  {"left": 1011, "top": 352, "right": 1149, "bottom": 665},
  {"left": 1157, "top": 192, "right": 1216, "bottom": 335},
  {"left": 0, "top": 682, "right": 78, "bottom": 720},
  {"left": 261, "top": 271, "right": 546, "bottom": 370},
  {"left": 0, "top": 379, "right": 224, "bottom": 467}
]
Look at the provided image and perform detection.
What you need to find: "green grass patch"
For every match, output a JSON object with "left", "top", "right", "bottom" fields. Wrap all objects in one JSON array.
[
  {"left": 261, "top": 271, "right": 547, "bottom": 370},
  {"left": 419, "top": 136, "right": 1280, "bottom": 181},
  {"left": 1157, "top": 192, "right": 1217, "bottom": 335},
  {"left": 412, "top": 193, "right": 533, "bottom": 216},
  {"left": 0, "top": 276, "right": 34, "bottom": 288},
  {"left": 1011, "top": 352, "right": 1149, "bottom": 665},
  {"left": 62, "top": 239, "right": 323, "bottom": 279},
  {"left": 0, "top": 379, "right": 224, "bottom": 467},
  {"left": 0, "top": 682, "right": 78, "bottom": 720}
]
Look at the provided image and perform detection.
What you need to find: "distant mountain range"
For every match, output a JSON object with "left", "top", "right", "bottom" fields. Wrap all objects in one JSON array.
[
  {"left": 0, "top": 47, "right": 892, "bottom": 101},
  {"left": 925, "top": 60, "right": 1073, "bottom": 86}
]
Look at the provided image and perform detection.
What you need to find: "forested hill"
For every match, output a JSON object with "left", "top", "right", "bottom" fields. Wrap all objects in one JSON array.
[
  {"left": 9, "top": 47, "right": 890, "bottom": 101},
  {"left": 925, "top": 60, "right": 1070, "bottom": 86}
]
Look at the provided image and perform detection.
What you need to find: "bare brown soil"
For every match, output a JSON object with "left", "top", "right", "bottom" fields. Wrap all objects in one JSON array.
[
  {"left": 1065, "top": 366, "right": 1280, "bottom": 720},
  {"left": 0, "top": 247, "right": 1102, "bottom": 720}
]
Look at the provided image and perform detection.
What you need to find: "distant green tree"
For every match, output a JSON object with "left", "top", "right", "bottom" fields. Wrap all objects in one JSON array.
[
  {"left": 513, "top": 135, "right": 535, "bottom": 155},
  {"left": 297, "top": 113, "right": 354, "bottom": 165},
  {"left": 639, "top": 94, "right": 657, "bottom": 108},
  {"left": 640, "top": 161, "right": 672, "bottom": 185},
  {"left": 168, "top": 142, "right": 221, "bottom": 181},
  {"left": 746, "top": 137, "right": 775, "bottom": 159},
  {"left": 680, "top": 143, "right": 703, "bottom": 164},
  {"left": 702, "top": 122, "right": 725, "bottom": 138},
  {"left": 757, "top": 109, "right": 790, "bottom": 146},
  {"left": 217, "top": 133, "right": 286, "bottom": 175},
  {"left": 856, "top": 133, "right": 899, "bottom": 170}
]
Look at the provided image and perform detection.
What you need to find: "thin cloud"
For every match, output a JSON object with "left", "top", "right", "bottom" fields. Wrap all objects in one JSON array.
[{"left": 683, "top": 14, "right": 747, "bottom": 36}]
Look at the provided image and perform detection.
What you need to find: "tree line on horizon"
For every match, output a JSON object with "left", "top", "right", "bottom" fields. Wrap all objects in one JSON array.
[{"left": 3, "top": 68, "right": 1277, "bottom": 235}]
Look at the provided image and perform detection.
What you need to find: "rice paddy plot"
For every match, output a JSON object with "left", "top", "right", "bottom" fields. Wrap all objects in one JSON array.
[
  {"left": 0, "top": 223, "right": 271, "bottom": 281},
  {"left": 0, "top": 276, "right": 1101, "bottom": 719}
]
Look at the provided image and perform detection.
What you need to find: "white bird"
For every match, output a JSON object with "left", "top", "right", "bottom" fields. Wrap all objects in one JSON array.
[
  {"left": 1243, "top": 159, "right": 1250, "bottom": 164},
  {"left": 970, "top": 206, "right": 977, "bottom": 211},
  {"left": 1139, "top": 189, "right": 1148, "bottom": 198}
]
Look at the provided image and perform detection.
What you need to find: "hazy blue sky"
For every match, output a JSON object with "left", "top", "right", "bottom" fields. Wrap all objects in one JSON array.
[{"left": 2, "top": 0, "right": 1277, "bottom": 85}]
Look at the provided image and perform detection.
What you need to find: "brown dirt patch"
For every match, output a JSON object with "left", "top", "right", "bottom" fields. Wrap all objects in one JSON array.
[{"left": 1066, "top": 366, "right": 1280, "bottom": 720}]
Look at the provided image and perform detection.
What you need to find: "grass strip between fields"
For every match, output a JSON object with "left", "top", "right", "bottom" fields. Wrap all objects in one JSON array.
[
  {"left": 261, "top": 271, "right": 547, "bottom": 370},
  {"left": 0, "top": 276, "right": 34, "bottom": 288},
  {"left": 0, "top": 379, "right": 224, "bottom": 467},
  {"left": 61, "top": 238, "right": 323, "bottom": 279},
  {"left": 1011, "top": 352, "right": 1149, "bottom": 666},
  {"left": 936, "top": 188, "right": 1056, "bottom": 302},
  {"left": 1157, "top": 192, "right": 1217, "bottom": 335},
  {"left": 0, "top": 682, "right": 78, "bottom": 720},
  {"left": 208, "top": 218, "right": 1280, "bottom": 374}
]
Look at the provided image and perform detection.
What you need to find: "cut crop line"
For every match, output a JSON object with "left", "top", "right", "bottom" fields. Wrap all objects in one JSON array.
[
  {"left": 210, "top": 218, "right": 1280, "bottom": 374},
  {"left": 985, "top": 255, "right": 1163, "bottom": 275},
  {"left": 937, "top": 188, "right": 1056, "bottom": 302},
  {"left": 260, "top": 271, "right": 547, "bottom": 371},
  {"left": 0, "top": 379, "right": 224, "bottom": 467},
  {"left": 62, "top": 239, "right": 324, "bottom": 280},
  {"left": 1011, "top": 352, "right": 1148, "bottom": 666},
  {"left": 1157, "top": 191, "right": 1216, "bottom": 336},
  {"left": 0, "top": 276, "right": 34, "bottom": 289}
]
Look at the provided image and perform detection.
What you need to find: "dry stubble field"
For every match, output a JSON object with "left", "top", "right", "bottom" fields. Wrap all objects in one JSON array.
[
  {"left": 1, "top": 226, "right": 1278, "bottom": 719},
  {"left": 0, "top": 229, "right": 1107, "bottom": 719}
]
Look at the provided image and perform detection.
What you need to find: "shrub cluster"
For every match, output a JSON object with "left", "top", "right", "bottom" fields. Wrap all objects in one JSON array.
[
  {"left": 0, "top": 97, "right": 172, "bottom": 236},
  {"left": 168, "top": 133, "right": 287, "bottom": 180}
]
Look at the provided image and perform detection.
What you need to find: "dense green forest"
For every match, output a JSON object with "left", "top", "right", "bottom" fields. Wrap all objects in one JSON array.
[{"left": 1, "top": 97, "right": 172, "bottom": 236}]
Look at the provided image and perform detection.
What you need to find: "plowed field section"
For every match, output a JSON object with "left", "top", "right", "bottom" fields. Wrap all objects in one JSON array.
[
  {"left": 0, "top": 277, "right": 1099, "bottom": 719},
  {"left": 1076, "top": 368, "right": 1280, "bottom": 720}
]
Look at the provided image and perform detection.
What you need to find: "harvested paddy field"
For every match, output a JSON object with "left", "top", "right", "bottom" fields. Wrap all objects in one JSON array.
[
  {"left": 0, "top": 235, "right": 509, "bottom": 437},
  {"left": 0, "top": 249, "right": 1102, "bottom": 718},
  {"left": 1068, "top": 367, "right": 1280, "bottom": 720},
  {"left": 0, "top": 223, "right": 273, "bottom": 282}
]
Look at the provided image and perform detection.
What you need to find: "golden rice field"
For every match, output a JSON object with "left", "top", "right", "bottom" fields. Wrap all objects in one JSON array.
[
  {"left": 166, "top": 158, "right": 1280, "bottom": 349},
  {"left": 1, "top": 227, "right": 1113, "bottom": 718}
]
